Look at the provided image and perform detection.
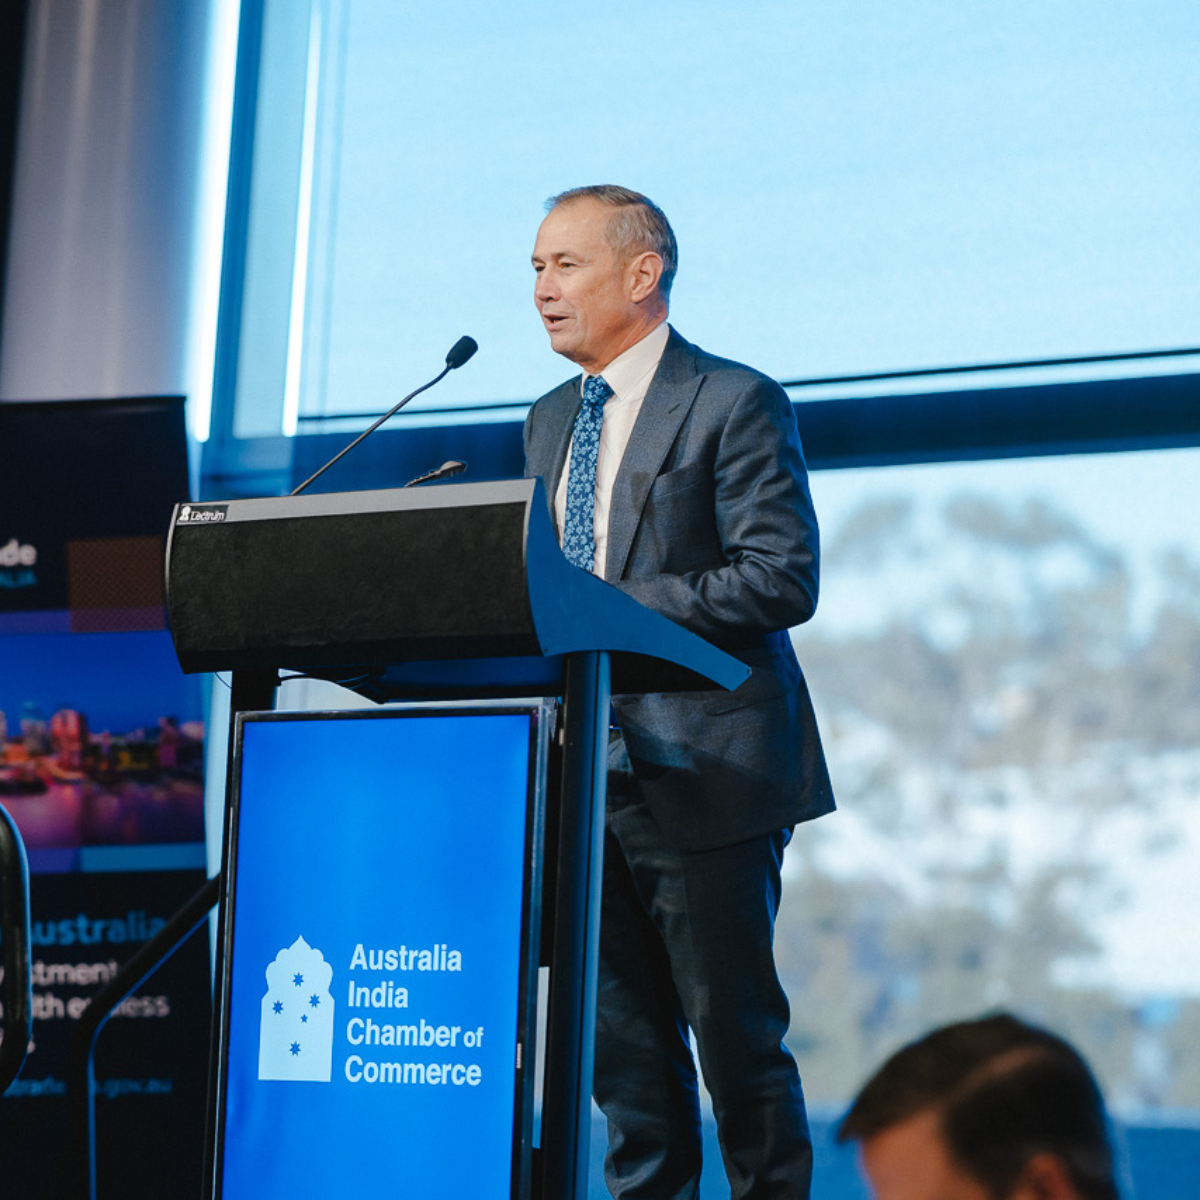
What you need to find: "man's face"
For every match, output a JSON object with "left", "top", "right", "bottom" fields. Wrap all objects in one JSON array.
[
  {"left": 531, "top": 198, "right": 645, "bottom": 375},
  {"left": 859, "top": 1111, "right": 993, "bottom": 1200}
]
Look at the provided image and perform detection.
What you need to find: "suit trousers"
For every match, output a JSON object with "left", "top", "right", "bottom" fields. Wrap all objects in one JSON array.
[{"left": 593, "top": 784, "right": 813, "bottom": 1199}]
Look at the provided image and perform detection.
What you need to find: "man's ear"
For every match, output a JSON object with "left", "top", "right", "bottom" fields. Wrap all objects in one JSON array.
[
  {"left": 627, "top": 251, "right": 664, "bottom": 303},
  {"left": 1010, "top": 1152, "right": 1079, "bottom": 1199}
]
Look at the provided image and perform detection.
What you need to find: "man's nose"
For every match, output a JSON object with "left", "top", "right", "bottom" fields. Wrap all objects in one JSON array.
[{"left": 535, "top": 271, "right": 558, "bottom": 303}]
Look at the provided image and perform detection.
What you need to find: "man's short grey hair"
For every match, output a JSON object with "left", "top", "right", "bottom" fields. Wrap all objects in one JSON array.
[{"left": 547, "top": 185, "right": 678, "bottom": 301}]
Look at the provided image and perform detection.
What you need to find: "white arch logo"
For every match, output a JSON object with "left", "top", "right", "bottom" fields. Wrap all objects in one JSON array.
[{"left": 257, "top": 936, "right": 335, "bottom": 1082}]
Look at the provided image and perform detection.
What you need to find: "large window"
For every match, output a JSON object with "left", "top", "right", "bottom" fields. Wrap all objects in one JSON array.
[
  {"left": 217, "top": 0, "right": 1199, "bottom": 439},
  {"left": 788, "top": 448, "right": 1200, "bottom": 1114},
  {"left": 783, "top": 447, "right": 1200, "bottom": 1195},
  {"left": 205, "top": 1, "right": 1200, "bottom": 1191}
]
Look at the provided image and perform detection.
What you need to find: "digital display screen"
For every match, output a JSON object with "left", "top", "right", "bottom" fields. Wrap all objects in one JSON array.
[{"left": 216, "top": 710, "right": 537, "bottom": 1198}]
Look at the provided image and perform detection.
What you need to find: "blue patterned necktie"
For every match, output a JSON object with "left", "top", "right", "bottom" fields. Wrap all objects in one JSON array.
[{"left": 561, "top": 374, "right": 614, "bottom": 571}]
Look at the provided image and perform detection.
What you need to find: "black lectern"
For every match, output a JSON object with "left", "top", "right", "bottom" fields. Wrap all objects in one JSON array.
[{"left": 166, "top": 479, "right": 747, "bottom": 1200}]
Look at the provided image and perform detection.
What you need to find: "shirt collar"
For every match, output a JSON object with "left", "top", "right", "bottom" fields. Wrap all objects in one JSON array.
[{"left": 582, "top": 320, "right": 670, "bottom": 400}]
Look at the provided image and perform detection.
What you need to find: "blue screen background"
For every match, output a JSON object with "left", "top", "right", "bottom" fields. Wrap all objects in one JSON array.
[{"left": 219, "top": 711, "right": 533, "bottom": 1198}]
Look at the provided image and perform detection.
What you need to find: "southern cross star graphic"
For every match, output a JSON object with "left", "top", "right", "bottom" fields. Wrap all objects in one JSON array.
[
  {"left": 309, "top": 994, "right": 320, "bottom": 1008},
  {"left": 292, "top": 972, "right": 304, "bottom": 987},
  {"left": 273, "top": 1000, "right": 283, "bottom": 1014},
  {"left": 290, "top": 1042, "right": 301, "bottom": 1056}
]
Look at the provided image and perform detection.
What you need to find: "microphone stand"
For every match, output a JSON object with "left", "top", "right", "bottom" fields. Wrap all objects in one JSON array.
[{"left": 290, "top": 337, "right": 477, "bottom": 497}]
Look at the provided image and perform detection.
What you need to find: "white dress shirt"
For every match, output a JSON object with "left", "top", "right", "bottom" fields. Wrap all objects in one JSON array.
[{"left": 554, "top": 320, "right": 671, "bottom": 578}]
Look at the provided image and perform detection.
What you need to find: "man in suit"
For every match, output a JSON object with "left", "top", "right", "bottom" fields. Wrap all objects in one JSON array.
[{"left": 525, "top": 185, "right": 834, "bottom": 1199}]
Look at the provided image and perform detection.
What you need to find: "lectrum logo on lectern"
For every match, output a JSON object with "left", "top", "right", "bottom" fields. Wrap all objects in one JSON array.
[{"left": 176, "top": 505, "right": 227, "bottom": 525}]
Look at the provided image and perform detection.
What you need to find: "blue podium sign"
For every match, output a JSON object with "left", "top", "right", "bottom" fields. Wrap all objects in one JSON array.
[{"left": 211, "top": 708, "right": 546, "bottom": 1199}]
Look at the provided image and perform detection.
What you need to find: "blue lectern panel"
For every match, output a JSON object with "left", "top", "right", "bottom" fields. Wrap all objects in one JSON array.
[{"left": 216, "top": 709, "right": 538, "bottom": 1199}]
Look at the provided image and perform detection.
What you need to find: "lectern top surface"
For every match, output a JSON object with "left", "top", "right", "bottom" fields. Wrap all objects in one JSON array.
[{"left": 178, "top": 479, "right": 535, "bottom": 522}]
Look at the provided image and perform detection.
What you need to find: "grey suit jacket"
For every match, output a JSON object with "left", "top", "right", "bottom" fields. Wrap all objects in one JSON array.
[{"left": 524, "top": 327, "right": 834, "bottom": 850}]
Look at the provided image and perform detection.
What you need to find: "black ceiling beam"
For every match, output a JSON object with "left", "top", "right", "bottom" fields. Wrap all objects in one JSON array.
[{"left": 797, "top": 371, "right": 1200, "bottom": 470}]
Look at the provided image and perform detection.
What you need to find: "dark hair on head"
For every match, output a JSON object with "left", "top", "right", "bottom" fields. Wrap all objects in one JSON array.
[
  {"left": 838, "top": 1013, "right": 1120, "bottom": 1200},
  {"left": 546, "top": 185, "right": 678, "bottom": 300}
]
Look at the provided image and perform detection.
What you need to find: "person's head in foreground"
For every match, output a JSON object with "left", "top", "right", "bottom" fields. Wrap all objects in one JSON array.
[{"left": 838, "top": 1013, "right": 1120, "bottom": 1200}]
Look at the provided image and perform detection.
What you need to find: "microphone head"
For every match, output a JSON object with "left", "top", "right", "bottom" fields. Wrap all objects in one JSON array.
[{"left": 445, "top": 336, "right": 478, "bottom": 370}]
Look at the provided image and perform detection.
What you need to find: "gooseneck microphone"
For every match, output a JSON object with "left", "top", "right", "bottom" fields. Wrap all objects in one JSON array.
[
  {"left": 444, "top": 335, "right": 478, "bottom": 370},
  {"left": 290, "top": 336, "right": 479, "bottom": 497}
]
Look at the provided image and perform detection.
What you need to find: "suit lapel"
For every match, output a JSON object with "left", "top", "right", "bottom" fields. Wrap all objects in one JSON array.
[
  {"left": 527, "top": 378, "right": 582, "bottom": 503},
  {"left": 605, "top": 329, "right": 703, "bottom": 583}
]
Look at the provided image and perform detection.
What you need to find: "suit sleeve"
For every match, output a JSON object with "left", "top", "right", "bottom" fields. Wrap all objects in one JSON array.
[{"left": 615, "top": 375, "right": 820, "bottom": 641}]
